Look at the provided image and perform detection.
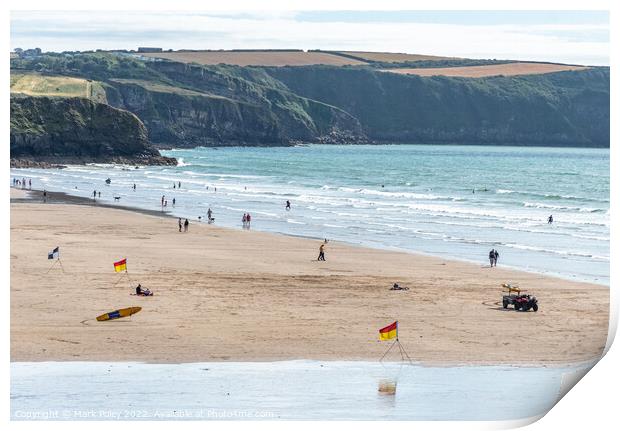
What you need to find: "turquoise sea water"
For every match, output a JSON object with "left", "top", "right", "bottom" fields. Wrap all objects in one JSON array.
[{"left": 11, "top": 145, "right": 610, "bottom": 284}]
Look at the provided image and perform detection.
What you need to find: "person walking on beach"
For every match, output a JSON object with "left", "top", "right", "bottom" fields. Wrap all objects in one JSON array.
[
  {"left": 242, "top": 213, "right": 247, "bottom": 229},
  {"left": 493, "top": 249, "right": 499, "bottom": 266},
  {"left": 286, "top": 200, "right": 291, "bottom": 211},
  {"left": 93, "top": 190, "right": 97, "bottom": 201},
  {"left": 43, "top": 190, "right": 47, "bottom": 203},
  {"left": 178, "top": 218, "right": 182, "bottom": 232},
  {"left": 98, "top": 191, "right": 101, "bottom": 198},
  {"left": 207, "top": 208, "right": 213, "bottom": 223},
  {"left": 548, "top": 214, "right": 554, "bottom": 224},
  {"left": 489, "top": 249, "right": 496, "bottom": 267},
  {"left": 318, "top": 240, "right": 327, "bottom": 261},
  {"left": 184, "top": 218, "right": 189, "bottom": 232},
  {"left": 161, "top": 195, "right": 165, "bottom": 207},
  {"left": 246, "top": 213, "right": 251, "bottom": 229},
  {"left": 28, "top": 179, "right": 31, "bottom": 190}
]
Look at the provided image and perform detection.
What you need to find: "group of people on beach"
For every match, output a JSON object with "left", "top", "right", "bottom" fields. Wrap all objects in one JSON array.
[
  {"left": 178, "top": 217, "right": 189, "bottom": 232},
  {"left": 242, "top": 213, "right": 252, "bottom": 229},
  {"left": 12, "top": 177, "right": 31, "bottom": 189}
]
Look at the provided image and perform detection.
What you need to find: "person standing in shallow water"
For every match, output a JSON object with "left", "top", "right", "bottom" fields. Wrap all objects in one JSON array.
[
  {"left": 548, "top": 214, "right": 554, "bottom": 224},
  {"left": 494, "top": 249, "right": 499, "bottom": 266},
  {"left": 286, "top": 200, "right": 291, "bottom": 211}
]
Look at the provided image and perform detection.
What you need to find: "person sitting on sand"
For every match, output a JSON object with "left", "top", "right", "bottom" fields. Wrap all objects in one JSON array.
[
  {"left": 136, "top": 284, "right": 152, "bottom": 296},
  {"left": 390, "top": 283, "right": 409, "bottom": 291}
]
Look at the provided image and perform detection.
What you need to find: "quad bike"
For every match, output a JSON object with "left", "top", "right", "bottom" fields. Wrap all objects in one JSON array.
[{"left": 501, "top": 284, "right": 538, "bottom": 312}]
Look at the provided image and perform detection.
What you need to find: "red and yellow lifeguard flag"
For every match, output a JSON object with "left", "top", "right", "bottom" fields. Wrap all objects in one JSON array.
[
  {"left": 379, "top": 321, "right": 398, "bottom": 341},
  {"left": 114, "top": 258, "right": 127, "bottom": 273}
]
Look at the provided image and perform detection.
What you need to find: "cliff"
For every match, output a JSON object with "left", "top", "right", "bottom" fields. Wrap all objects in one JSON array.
[
  {"left": 11, "top": 53, "right": 610, "bottom": 149},
  {"left": 10, "top": 95, "right": 177, "bottom": 166},
  {"left": 102, "top": 62, "right": 364, "bottom": 147},
  {"left": 264, "top": 66, "right": 610, "bottom": 147}
]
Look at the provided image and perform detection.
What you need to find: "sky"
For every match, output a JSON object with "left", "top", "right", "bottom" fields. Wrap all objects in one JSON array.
[{"left": 10, "top": 10, "right": 610, "bottom": 65}]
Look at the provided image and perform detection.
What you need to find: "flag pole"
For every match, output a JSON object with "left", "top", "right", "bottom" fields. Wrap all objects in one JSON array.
[
  {"left": 58, "top": 257, "right": 65, "bottom": 273},
  {"left": 45, "top": 258, "right": 59, "bottom": 274},
  {"left": 379, "top": 338, "right": 398, "bottom": 362}
]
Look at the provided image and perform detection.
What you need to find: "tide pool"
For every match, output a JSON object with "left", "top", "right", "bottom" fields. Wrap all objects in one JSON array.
[{"left": 10, "top": 360, "right": 593, "bottom": 421}]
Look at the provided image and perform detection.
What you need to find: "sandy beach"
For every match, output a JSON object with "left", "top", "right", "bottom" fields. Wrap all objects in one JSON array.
[{"left": 10, "top": 188, "right": 609, "bottom": 365}]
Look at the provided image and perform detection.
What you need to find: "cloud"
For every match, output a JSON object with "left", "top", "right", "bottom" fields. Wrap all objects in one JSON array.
[{"left": 10, "top": 10, "right": 609, "bottom": 65}]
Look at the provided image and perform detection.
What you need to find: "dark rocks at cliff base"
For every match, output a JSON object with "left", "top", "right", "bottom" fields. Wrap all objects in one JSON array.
[{"left": 10, "top": 95, "right": 177, "bottom": 166}]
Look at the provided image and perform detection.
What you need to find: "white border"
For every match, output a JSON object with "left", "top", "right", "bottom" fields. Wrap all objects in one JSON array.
[{"left": 2, "top": 1, "right": 616, "bottom": 430}]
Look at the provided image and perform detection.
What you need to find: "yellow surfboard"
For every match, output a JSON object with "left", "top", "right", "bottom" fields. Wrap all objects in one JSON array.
[{"left": 96, "top": 306, "right": 142, "bottom": 322}]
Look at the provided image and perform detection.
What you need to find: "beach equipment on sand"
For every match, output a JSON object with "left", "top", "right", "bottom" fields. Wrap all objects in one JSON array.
[
  {"left": 113, "top": 258, "right": 134, "bottom": 288},
  {"left": 114, "top": 258, "right": 127, "bottom": 273},
  {"left": 501, "top": 283, "right": 521, "bottom": 294},
  {"left": 501, "top": 284, "right": 538, "bottom": 312},
  {"left": 379, "top": 321, "right": 413, "bottom": 363},
  {"left": 45, "top": 246, "right": 65, "bottom": 273},
  {"left": 379, "top": 321, "right": 398, "bottom": 341},
  {"left": 48, "top": 246, "right": 60, "bottom": 260},
  {"left": 96, "top": 307, "right": 142, "bottom": 321}
]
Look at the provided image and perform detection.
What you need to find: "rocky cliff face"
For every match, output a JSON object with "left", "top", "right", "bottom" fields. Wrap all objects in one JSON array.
[
  {"left": 10, "top": 95, "right": 177, "bottom": 166},
  {"left": 265, "top": 66, "right": 610, "bottom": 147},
  {"left": 103, "top": 62, "right": 365, "bottom": 147},
  {"left": 11, "top": 53, "right": 610, "bottom": 149}
]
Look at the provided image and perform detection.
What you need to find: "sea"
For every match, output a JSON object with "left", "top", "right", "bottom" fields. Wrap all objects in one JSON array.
[{"left": 10, "top": 144, "right": 610, "bottom": 285}]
